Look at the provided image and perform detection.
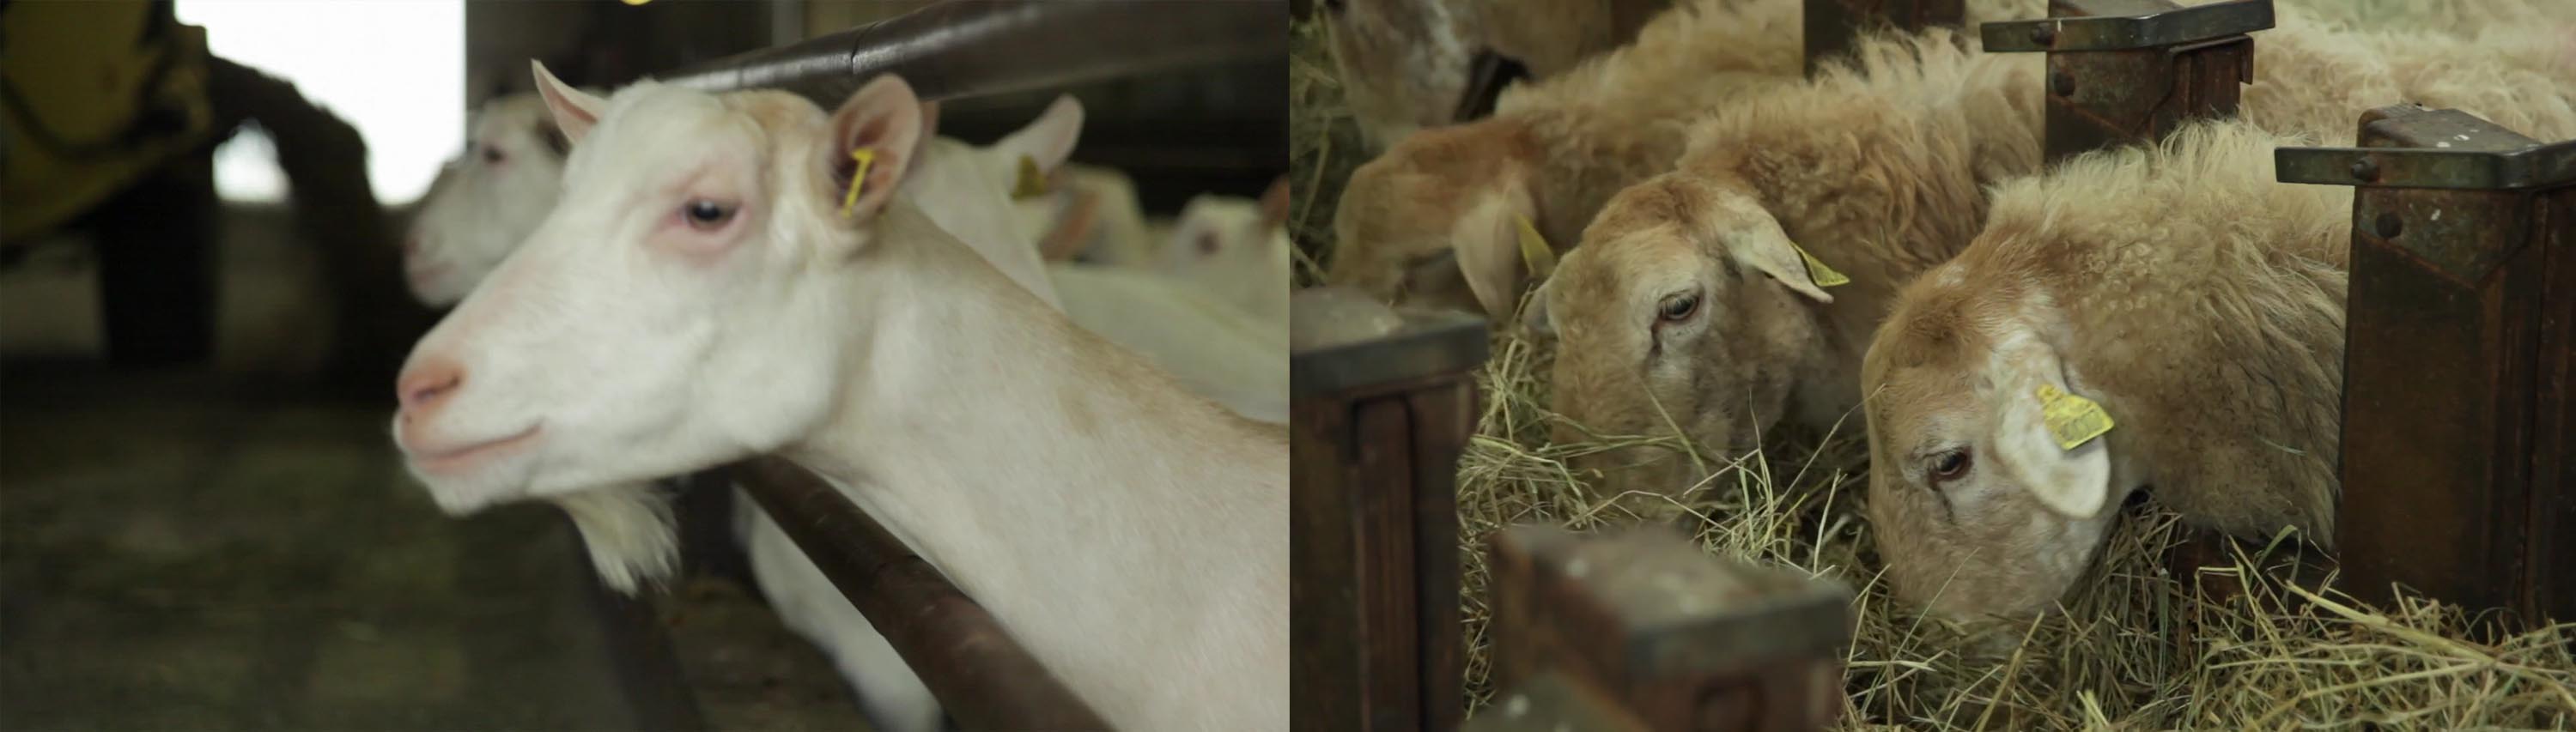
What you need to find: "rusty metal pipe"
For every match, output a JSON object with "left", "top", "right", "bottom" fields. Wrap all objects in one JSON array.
[
  {"left": 730, "top": 457, "right": 1111, "bottom": 731},
  {"left": 657, "top": 0, "right": 1285, "bottom": 104}
]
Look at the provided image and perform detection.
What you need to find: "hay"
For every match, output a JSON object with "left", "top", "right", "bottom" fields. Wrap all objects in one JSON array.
[
  {"left": 1451, "top": 325, "right": 2576, "bottom": 729},
  {"left": 1288, "top": 12, "right": 1365, "bottom": 287},
  {"left": 1287, "top": 8, "right": 2573, "bottom": 727}
]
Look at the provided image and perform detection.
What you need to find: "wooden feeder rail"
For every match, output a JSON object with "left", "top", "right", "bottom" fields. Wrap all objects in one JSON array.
[
  {"left": 1468, "top": 525, "right": 1854, "bottom": 732},
  {"left": 1292, "top": 310, "right": 1493, "bottom": 732},
  {"left": 1983, "top": 0, "right": 2272, "bottom": 162},
  {"left": 729, "top": 457, "right": 1113, "bottom": 731},
  {"left": 2275, "top": 105, "right": 2576, "bottom": 629}
]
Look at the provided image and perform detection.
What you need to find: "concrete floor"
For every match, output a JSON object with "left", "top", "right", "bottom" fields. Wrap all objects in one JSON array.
[{"left": 1, "top": 205, "right": 871, "bottom": 731}]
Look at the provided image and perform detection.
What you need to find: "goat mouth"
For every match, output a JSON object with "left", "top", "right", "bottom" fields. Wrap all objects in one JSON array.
[{"left": 409, "top": 424, "right": 544, "bottom": 474}]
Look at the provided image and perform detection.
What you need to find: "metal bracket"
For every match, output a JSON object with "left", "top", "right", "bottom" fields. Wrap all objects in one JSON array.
[
  {"left": 2273, "top": 104, "right": 2576, "bottom": 629},
  {"left": 1981, "top": 0, "right": 2272, "bottom": 51},
  {"left": 1985, "top": 0, "right": 2272, "bottom": 162}
]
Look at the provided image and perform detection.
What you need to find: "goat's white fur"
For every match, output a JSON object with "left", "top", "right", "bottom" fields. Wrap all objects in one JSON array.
[{"left": 395, "top": 66, "right": 1286, "bottom": 731}]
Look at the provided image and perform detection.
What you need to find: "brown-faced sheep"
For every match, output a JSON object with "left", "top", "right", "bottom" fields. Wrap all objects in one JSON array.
[
  {"left": 2244, "top": 4, "right": 2576, "bottom": 144},
  {"left": 1530, "top": 27, "right": 2044, "bottom": 499},
  {"left": 1858, "top": 118, "right": 2352, "bottom": 620},
  {"left": 1324, "top": 0, "right": 2065, "bottom": 318}
]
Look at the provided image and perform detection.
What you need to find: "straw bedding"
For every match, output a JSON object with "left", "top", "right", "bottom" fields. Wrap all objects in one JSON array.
[{"left": 1293, "top": 13, "right": 2576, "bottom": 730}]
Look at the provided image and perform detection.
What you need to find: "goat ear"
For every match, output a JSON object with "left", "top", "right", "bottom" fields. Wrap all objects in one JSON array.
[
  {"left": 1987, "top": 334, "right": 2116, "bottom": 519},
  {"left": 1450, "top": 180, "right": 1540, "bottom": 317},
  {"left": 825, "top": 75, "right": 926, "bottom": 225},
  {"left": 1719, "top": 215, "right": 1837, "bottom": 304},
  {"left": 997, "top": 94, "right": 1085, "bottom": 175},
  {"left": 1259, "top": 176, "right": 1292, "bottom": 233},
  {"left": 910, "top": 100, "right": 943, "bottom": 162},
  {"left": 531, "top": 62, "right": 605, "bottom": 145}
]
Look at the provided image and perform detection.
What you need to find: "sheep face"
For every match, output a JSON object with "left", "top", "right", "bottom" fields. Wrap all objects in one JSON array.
[
  {"left": 1328, "top": 121, "right": 1536, "bottom": 314},
  {"left": 1860, "top": 264, "right": 2122, "bottom": 619},
  {"left": 405, "top": 94, "right": 569, "bottom": 306},
  {"left": 392, "top": 64, "right": 924, "bottom": 515},
  {"left": 1320, "top": 0, "right": 1475, "bottom": 148},
  {"left": 1538, "top": 173, "right": 1829, "bottom": 499}
]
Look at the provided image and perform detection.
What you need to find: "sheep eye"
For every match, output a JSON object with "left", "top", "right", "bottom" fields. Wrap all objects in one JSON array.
[
  {"left": 1929, "top": 449, "right": 1971, "bottom": 481},
  {"left": 683, "top": 199, "right": 736, "bottom": 230},
  {"left": 1656, "top": 293, "right": 1700, "bottom": 323},
  {"left": 479, "top": 144, "right": 505, "bottom": 165}
]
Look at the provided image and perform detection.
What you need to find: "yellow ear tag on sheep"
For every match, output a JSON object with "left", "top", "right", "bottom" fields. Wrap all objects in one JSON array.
[
  {"left": 1515, "top": 215, "right": 1557, "bottom": 280},
  {"left": 1011, "top": 155, "right": 1051, "bottom": 200},
  {"left": 2035, "top": 384, "right": 2115, "bottom": 451},
  {"left": 1791, "top": 244, "right": 1851, "bottom": 287},
  {"left": 839, "top": 148, "right": 878, "bottom": 219}
]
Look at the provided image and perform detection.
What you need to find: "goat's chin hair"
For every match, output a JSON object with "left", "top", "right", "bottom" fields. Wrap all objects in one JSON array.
[{"left": 550, "top": 483, "right": 681, "bottom": 595}]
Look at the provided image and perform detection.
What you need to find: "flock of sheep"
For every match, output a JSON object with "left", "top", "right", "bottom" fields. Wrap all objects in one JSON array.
[
  {"left": 1309, "top": 0, "right": 2573, "bottom": 695},
  {"left": 392, "top": 67, "right": 1295, "bottom": 732}
]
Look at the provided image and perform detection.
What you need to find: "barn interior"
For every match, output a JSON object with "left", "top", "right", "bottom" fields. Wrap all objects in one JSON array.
[{"left": 1, "top": 2, "right": 1283, "bottom": 729}]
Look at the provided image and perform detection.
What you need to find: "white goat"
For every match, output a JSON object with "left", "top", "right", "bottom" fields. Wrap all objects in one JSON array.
[{"left": 392, "top": 64, "right": 1287, "bottom": 732}]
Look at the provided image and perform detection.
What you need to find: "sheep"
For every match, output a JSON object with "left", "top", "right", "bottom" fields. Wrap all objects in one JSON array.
[
  {"left": 1528, "top": 8, "right": 2575, "bottom": 503},
  {"left": 2238, "top": 4, "right": 2576, "bottom": 145},
  {"left": 1327, "top": 0, "right": 2052, "bottom": 318},
  {"left": 1859, "top": 118, "right": 2352, "bottom": 620},
  {"left": 393, "top": 65, "right": 1288, "bottom": 732},
  {"left": 1529, "top": 27, "right": 2044, "bottom": 499},
  {"left": 1320, "top": 0, "right": 1802, "bottom": 149},
  {"left": 1326, "top": 0, "right": 1803, "bottom": 316}
]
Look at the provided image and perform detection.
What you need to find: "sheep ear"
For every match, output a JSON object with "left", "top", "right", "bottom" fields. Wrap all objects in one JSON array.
[
  {"left": 997, "top": 94, "right": 1085, "bottom": 175},
  {"left": 1988, "top": 335, "right": 2116, "bottom": 519},
  {"left": 1721, "top": 217, "right": 1838, "bottom": 304},
  {"left": 1450, "top": 182, "right": 1539, "bottom": 318},
  {"left": 1522, "top": 275, "right": 1557, "bottom": 337},
  {"left": 825, "top": 75, "right": 926, "bottom": 225},
  {"left": 531, "top": 62, "right": 605, "bottom": 145}
]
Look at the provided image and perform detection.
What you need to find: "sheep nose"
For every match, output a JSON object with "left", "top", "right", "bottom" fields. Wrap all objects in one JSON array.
[{"left": 397, "top": 359, "right": 465, "bottom": 414}]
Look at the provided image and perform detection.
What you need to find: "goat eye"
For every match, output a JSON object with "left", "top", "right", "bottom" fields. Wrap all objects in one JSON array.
[
  {"left": 1929, "top": 449, "right": 1971, "bottom": 481},
  {"left": 1657, "top": 293, "right": 1700, "bottom": 323},
  {"left": 683, "top": 199, "right": 736, "bottom": 230},
  {"left": 479, "top": 145, "right": 505, "bottom": 165}
]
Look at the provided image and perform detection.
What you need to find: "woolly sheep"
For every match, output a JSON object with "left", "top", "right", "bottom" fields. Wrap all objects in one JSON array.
[
  {"left": 1530, "top": 27, "right": 2044, "bottom": 499},
  {"left": 394, "top": 65, "right": 1288, "bottom": 731},
  {"left": 1860, "top": 119, "right": 2352, "bottom": 620}
]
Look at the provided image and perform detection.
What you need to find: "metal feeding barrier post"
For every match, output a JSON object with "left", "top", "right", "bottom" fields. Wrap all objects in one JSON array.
[
  {"left": 2275, "top": 106, "right": 2576, "bottom": 630},
  {"left": 552, "top": 2, "right": 1286, "bottom": 729},
  {"left": 1982, "top": 0, "right": 2271, "bottom": 162}
]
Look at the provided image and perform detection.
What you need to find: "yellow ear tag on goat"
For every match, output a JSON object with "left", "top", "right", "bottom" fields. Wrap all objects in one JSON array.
[
  {"left": 2035, "top": 384, "right": 2115, "bottom": 451},
  {"left": 839, "top": 148, "right": 878, "bottom": 219},
  {"left": 1515, "top": 215, "right": 1557, "bottom": 280},
  {"left": 1011, "top": 154, "right": 1051, "bottom": 200},
  {"left": 1791, "top": 243, "right": 1851, "bottom": 287}
]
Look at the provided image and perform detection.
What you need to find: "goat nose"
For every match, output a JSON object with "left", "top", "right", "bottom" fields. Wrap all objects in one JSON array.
[{"left": 397, "top": 359, "right": 465, "bottom": 413}]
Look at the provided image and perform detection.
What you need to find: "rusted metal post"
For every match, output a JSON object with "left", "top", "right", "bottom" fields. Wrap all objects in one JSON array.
[
  {"left": 1463, "top": 525, "right": 1854, "bottom": 731},
  {"left": 1982, "top": 0, "right": 2271, "bottom": 163},
  {"left": 1803, "top": 0, "right": 1966, "bottom": 76},
  {"left": 2275, "top": 105, "right": 2576, "bottom": 628},
  {"left": 728, "top": 457, "right": 1112, "bottom": 731},
  {"left": 1292, "top": 310, "right": 1491, "bottom": 732},
  {"left": 656, "top": 0, "right": 1285, "bottom": 106}
]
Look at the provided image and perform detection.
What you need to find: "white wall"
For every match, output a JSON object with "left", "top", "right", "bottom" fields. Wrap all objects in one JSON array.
[{"left": 175, "top": 0, "right": 465, "bottom": 205}]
